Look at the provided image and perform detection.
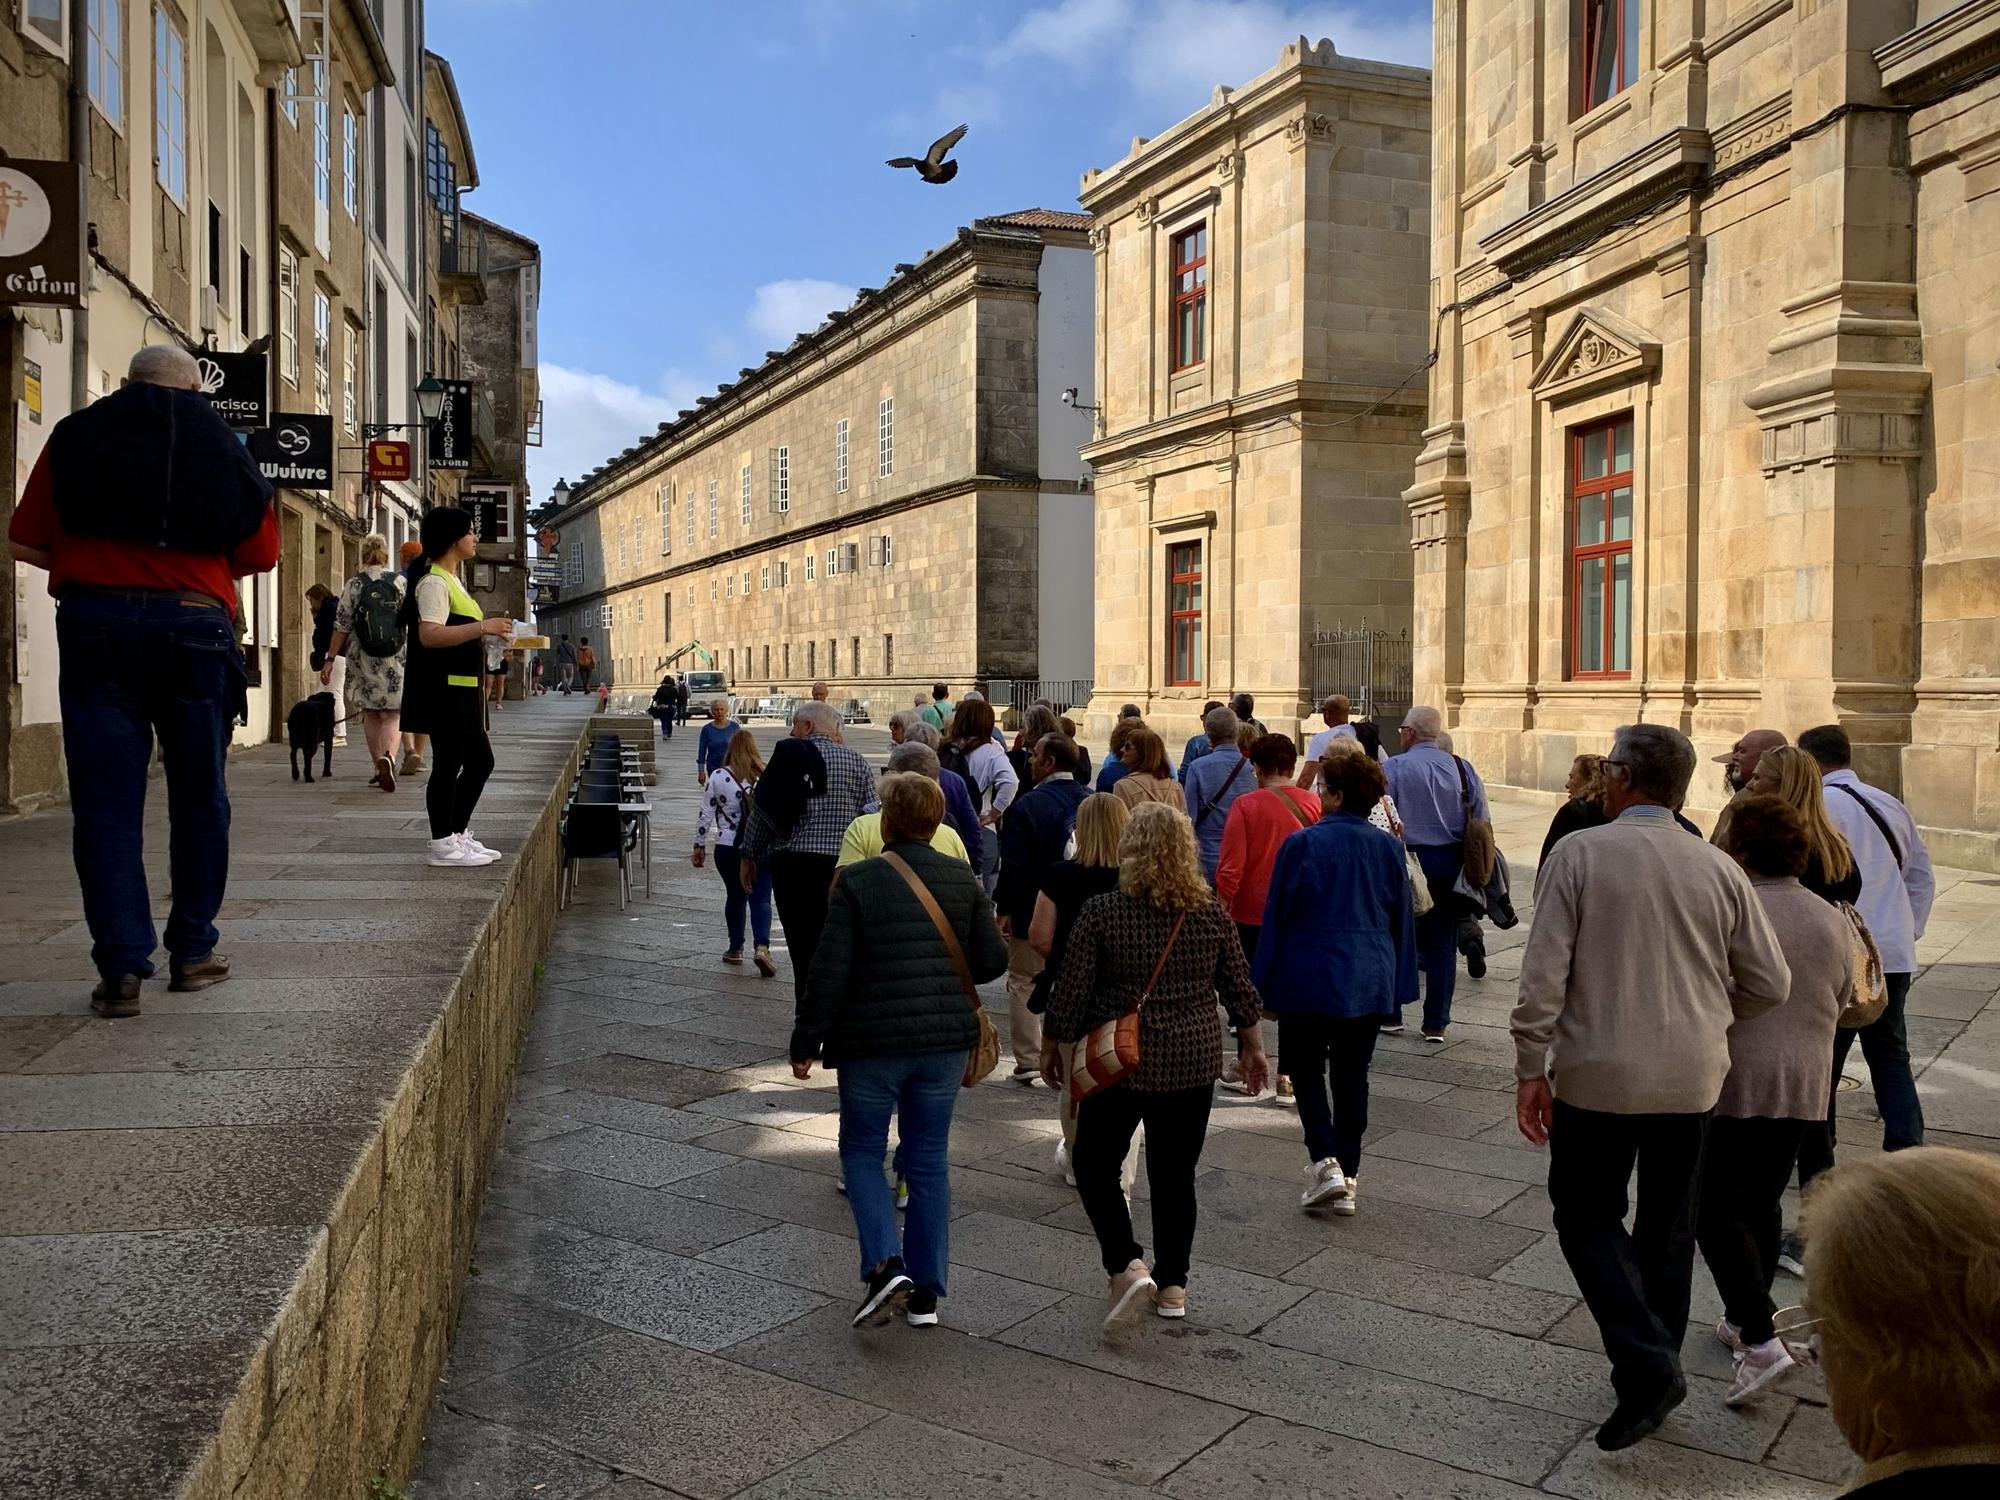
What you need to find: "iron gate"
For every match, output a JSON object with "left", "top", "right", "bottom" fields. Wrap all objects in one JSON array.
[{"left": 1309, "top": 626, "right": 1412, "bottom": 727}]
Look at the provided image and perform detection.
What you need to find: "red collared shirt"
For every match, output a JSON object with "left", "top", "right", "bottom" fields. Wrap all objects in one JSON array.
[{"left": 7, "top": 446, "right": 279, "bottom": 615}]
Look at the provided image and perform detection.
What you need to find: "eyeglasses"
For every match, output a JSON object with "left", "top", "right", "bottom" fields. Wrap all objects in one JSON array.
[{"left": 1601, "top": 756, "right": 1630, "bottom": 774}]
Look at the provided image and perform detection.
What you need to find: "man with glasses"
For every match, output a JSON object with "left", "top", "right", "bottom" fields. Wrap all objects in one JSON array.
[{"left": 1513, "top": 723, "right": 1790, "bottom": 1451}]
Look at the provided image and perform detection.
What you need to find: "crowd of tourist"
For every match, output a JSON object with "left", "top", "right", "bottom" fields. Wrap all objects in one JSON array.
[{"left": 658, "top": 684, "right": 1976, "bottom": 1475}]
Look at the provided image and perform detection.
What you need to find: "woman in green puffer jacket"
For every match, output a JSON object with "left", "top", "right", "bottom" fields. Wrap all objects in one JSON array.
[{"left": 791, "top": 773, "right": 1008, "bottom": 1331}]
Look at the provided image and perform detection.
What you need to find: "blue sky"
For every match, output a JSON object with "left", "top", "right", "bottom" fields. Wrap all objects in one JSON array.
[{"left": 430, "top": 0, "right": 1431, "bottom": 499}]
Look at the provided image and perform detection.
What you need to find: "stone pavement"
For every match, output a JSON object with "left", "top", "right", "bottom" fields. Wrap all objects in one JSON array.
[
  {"left": 0, "top": 694, "right": 591, "bottom": 1496},
  {"left": 412, "top": 726, "right": 2000, "bottom": 1500}
]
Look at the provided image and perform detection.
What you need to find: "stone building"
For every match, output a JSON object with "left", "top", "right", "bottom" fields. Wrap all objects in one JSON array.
[
  {"left": 1414, "top": 0, "right": 2000, "bottom": 869},
  {"left": 539, "top": 211, "right": 1095, "bottom": 719},
  {"left": 1077, "top": 37, "right": 1432, "bottom": 749}
]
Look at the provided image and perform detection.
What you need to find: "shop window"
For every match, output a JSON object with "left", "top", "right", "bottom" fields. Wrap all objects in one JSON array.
[{"left": 1569, "top": 413, "right": 1634, "bottom": 678}]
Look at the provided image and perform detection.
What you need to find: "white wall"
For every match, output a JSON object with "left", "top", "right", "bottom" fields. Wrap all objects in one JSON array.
[
  {"left": 1036, "top": 243, "right": 1095, "bottom": 680},
  {"left": 14, "top": 322, "right": 70, "bottom": 728}
]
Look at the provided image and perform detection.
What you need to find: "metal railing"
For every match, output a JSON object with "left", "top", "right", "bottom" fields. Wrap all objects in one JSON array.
[
  {"left": 1309, "top": 626, "right": 1412, "bottom": 726},
  {"left": 988, "top": 678, "right": 1094, "bottom": 716}
]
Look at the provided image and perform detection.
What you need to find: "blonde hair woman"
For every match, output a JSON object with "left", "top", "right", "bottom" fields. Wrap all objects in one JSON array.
[
  {"left": 1112, "top": 725, "right": 1186, "bottom": 814},
  {"left": 1802, "top": 1147, "right": 2000, "bottom": 1493},
  {"left": 1745, "top": 745, "right": 1860, "bottom": 904},
  {"left": 319, "top": 532, "right": 407, "bottom": 791},
  {"left": 694, "top": 728, "right": 776, "bottom": 976},
  {"left": 1541, "top": 752, "right": 1610, "bottom": 864},
  {"left": 1028, "top": 793, "right": 1132, "bottom": 1182},
  {"left": 1044, "top": 803, "right": 1266, "bottom": 1326}
]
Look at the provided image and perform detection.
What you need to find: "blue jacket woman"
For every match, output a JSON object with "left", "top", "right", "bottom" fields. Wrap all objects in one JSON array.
[{"left": 1251, "top": 751, "right": 1416, "bottom": 1214}]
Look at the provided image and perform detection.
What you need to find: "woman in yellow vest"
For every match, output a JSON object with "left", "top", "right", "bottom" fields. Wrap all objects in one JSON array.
[{"left": 399, "top": 507, "right": 512, "bottom": 867}]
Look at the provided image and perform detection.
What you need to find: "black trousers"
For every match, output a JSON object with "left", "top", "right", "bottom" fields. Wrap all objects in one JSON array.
[
  {"left": 770, "top": 851, "right": 839, "bottom": 1004},
  {"left": 425, "top": 696, "right": 494, "bottom": 840},
  {"left": 1548, "top": 1100, "right": 1709, "bottom": 1402},
  {"left": 1074, "top": 1083, "right": 1213, "bottom": 1289},
  {"left": 1796, "top": 971, "right": 1924, "bottom": 1188},
  {"left": 1696, "top": 1115, "right": 1805, "bottom": 1346},
  {"left": 1279, "top": 1013, "right": 1382, "bottom": 1176}
]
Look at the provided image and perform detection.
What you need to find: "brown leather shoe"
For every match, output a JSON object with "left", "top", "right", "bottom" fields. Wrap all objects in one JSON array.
[
  {"left": 90, "top": 974, "right": 143, "bottom": 1018},
  {"left": 169, "top": 954, "right": 232, "bottom": 992}
]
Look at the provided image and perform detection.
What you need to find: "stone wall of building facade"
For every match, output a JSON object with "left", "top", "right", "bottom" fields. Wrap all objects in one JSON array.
[
  {"left": 1415, "top": 0, "right": 2000, "bottom": 868},
  {"left": 1079, "top": 38, "right": 1433, "bottom": 751},
  {"left": 541, "top": 221, "right": 1091, "bottom": 717}
]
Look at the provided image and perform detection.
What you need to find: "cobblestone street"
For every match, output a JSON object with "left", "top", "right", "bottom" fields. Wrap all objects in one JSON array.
[{"left": 409, "top": 723, "right": 2000, "bottom": 1500}]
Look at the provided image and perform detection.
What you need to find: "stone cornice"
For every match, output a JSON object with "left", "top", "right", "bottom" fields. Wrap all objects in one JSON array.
[
  {"left": 1081, "top": 378, "right": 1426, "bottom": 470},
  {"left": 1478, "top": 129, "right": 1713, "bottom": 276},
  {"left": 1878, "top": 0, "right": 2000, "bottom": 102}
]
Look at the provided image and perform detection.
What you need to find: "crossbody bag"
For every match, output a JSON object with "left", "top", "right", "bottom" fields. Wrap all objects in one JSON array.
[
  {"left": 1067, "top": 911, "right": 1186, "bottom": 1104},
  {"left": 879, "top": 851, "right": 1001, "bottom": 1088},
  {"left": 1195, "top": 755, "right": 1251, "bottom": 827}
]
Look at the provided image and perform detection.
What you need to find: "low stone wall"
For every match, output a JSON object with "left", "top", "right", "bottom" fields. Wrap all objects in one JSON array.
[{"left": 179, "top": 731, "right": 580, "bottom": 1500}]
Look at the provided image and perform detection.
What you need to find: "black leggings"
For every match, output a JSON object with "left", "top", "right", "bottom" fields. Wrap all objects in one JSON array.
[{"left": 425, "top": 698, "right": 494, "bottom": 839}]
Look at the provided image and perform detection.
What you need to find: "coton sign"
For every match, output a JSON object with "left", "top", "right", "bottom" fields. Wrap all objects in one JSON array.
[{"left": 0, "top": 159, "right": 85, "bottom": 310}]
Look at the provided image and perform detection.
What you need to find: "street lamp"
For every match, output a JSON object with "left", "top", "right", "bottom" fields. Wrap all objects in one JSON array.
[
  {"left": 551, "top": 477, "right": 571, "bottom": 509},
  {"left": 414, "top": 374, "right": 447, "bottom": 423}
]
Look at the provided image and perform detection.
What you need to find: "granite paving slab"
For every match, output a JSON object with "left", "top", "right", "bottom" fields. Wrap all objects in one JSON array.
[
  {"left": 406, "top": 1406, "right": 622, "bottom": 1499},
  {"left": 1156, "top": 1413, "right": 1544, "bottom": 1499},
  {"left": 486, "top": 1157, "right": 776, "bottom": 1256},
  {"left": 731, "top": 1413, "right": 1145, "bottom": 1500}
]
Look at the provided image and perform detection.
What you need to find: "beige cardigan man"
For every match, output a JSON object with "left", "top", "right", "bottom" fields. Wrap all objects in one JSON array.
[{"left": 1514, "top": 805, "right": 1792, "bottom": 1115}]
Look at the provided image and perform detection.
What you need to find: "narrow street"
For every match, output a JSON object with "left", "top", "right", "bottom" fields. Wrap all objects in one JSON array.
[{"left": 409, "top": 723, "right": 2000, "bottom": 1500}]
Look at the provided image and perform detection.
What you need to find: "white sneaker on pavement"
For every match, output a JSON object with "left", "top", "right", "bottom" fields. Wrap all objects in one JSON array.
[
  {"left": 1054, "top": 1139, "right": 1077, "bottom": 1188},
  {"left": 1300, "top": 1157, "right": 1348, "bottom": 1210},
  {"left": 458, "top": 829, "right": 501, "bottom": 859},
  {"left": 427, "top": 835, "right": 496, "bottom": 868},
  {"left": 1726, "top": 1339, "right": 1796, "bottom": 1405},
  {"left": 1330, "top": 1176, "right": 1358, "bottom": 1216}
]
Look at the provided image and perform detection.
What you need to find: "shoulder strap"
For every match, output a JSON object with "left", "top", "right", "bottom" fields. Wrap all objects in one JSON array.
[
  {"left": 1137, "top": 912, "right": 1188, "bottom": 1010},
  {"left": 1830, "top": 783, "right": 1903, "bottom": 870},
  {"left": 1279, "top": 788, "right": 1317, "bottom": 830},
  {"left": 1197, "top": 755, "right": 1250, "bottom": 827},
  {"left": 1454, "top": 755, "right": 1473, "bottom": 813},
  {"left": 880, "top": 851, "right": 981, "bottom": 1010}
]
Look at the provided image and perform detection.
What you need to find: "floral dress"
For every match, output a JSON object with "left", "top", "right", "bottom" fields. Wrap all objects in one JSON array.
[{"left": 333, "top": 567, "right": 407, "bottom": 712}]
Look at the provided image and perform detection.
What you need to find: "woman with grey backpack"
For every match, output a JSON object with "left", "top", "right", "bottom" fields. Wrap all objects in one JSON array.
[{"left": 319, "top": 532, "right": 407, "bottom": 792}]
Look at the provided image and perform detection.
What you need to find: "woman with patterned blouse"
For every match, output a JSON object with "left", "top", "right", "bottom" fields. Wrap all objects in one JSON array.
[
  {"left": 1045, "top": 803, "right": 1268, "bottom": 1327},
  {"left": 693, "top": 728, "right": 777, "bottom": 977}
]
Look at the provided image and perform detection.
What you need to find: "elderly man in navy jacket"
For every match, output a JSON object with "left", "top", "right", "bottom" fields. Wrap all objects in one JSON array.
[
  {"left": 1252, "top": 749, "right": 1416, "bottom": 1221},
  {"left": 994, "top": 733, "right": 1092, "bottom": 1083}
]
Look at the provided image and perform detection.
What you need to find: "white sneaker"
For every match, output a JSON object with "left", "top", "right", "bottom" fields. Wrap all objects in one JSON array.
[
  {"left": 1726, "top": 1339, "right": 1796, "bottom": 1405},
  {"left": 1330, "top": 1176, "right": 1358, "bottom": 1216},
  {"left": 1219, "top": 1059, "right": 1254, "bottom": 1096},
  {"left": 458, "top": 829, "right": 501, "bottom": 859},
  {"left": 1300, "top": 1157, "right": 1348, "bottom": 1210},
  {"left": 1054, "top": 1139, "right": 1077, "bottom": 1188},
  {"left": 427, "top": 835, "right": 494, "bottom": 868},
  {"left": 1715, "top": 1316, "right": 1746, "bottom": 1353}
]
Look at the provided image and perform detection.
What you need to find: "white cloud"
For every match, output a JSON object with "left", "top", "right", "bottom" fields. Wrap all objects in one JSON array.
[
  {"left": 745, "top": 278, "right": 860, "bottom": 349},
  {"left": 1000, "top": 0, "right": 1429, "bottom": 104},
  {"left": 535, "top": 276, "right": 858, "bottom": 499},
  {"left": 531, "top": 362, "right": 701, "bottom": 499}
]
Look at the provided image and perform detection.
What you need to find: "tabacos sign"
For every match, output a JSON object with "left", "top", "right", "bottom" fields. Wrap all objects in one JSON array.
[
  {"left": 0, "top": 159, "right": 85, "bottom": 310},
  {"left": 247, "top": 413, "right": 333, "bottom": 490}
]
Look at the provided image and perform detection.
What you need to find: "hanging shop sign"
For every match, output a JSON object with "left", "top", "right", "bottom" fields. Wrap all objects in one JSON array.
[
  {"left": 427, "top": 379, "right": 473, "bottom": 470},
  {"left": 247, "top": 413, "right": 334, "bottom": 490},
  {"left": 196, "top": 349, "right": 270, "bottom": 428},
  {"left": 367, "top": 439, "right": 413, "bottom": 483},
  {"left": 463, "top": 486, "right": 513, "bottom": 544},
  {"left": 0, "top": 159, "right": 85, "bottom": 310}
]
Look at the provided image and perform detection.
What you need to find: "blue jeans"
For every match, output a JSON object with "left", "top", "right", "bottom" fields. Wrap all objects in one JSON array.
[
  {"left": 712, "top": 844, "right": 772, "bottom": 949},
  {"left": 836, "top": 1049, "right": 966, "bottom": 1295},
  {"left": 1408, "top": 843, "right": 1463, "bottom": 1031},
  {"left": 56, "top": 591, "right": 246, "bottom": 980}
]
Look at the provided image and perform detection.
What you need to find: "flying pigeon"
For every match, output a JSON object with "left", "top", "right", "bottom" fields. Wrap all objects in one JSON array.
[{"left": 887, "top": 125, "right": 967, "bottom": 184}]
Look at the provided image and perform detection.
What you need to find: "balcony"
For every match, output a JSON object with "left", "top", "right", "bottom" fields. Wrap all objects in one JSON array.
[
  {"left": 437, "top": 211, "right": 488, "bottom": 306},
  {"left": 231, "top": 0, "right": 304, "bottom": 77}
]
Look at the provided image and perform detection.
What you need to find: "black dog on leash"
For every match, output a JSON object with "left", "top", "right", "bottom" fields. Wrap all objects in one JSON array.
[{"left": 287, "top": 692, "right": 337, "bottom": 782}]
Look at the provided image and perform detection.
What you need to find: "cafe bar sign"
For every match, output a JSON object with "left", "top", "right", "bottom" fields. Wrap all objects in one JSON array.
[{"left": 0, "top": 159, "right": 86, "bottom": 310}]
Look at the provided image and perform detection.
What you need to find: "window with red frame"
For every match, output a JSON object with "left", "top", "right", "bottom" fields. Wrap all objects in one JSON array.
[
  {"left": 1170, "top": 224, "right": 1208, "bottom": 371},
  {"left": 1570, "top": 414, "right": 1634, "bottom": 678},
  {"left": 1167, "top": 542, "right": 1204, "bottom": 686},
  {"left": 1578, "top": 0, "right": 1640, "bottom": 114}
]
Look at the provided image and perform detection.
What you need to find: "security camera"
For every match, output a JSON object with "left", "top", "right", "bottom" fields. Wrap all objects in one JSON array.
[{"left": 1061, "top": 387, "right": 1077, "bottom": 406}]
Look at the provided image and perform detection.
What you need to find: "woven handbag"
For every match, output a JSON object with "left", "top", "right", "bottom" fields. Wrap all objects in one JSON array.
[
  {"left": 1834, "top": 899, "right": 1887, "bottom": 1030},
  {"left": 1068, "top": 911, "right": 1186, "bottom": 1105},
  {"left": 879, "top": 851, "right": 1000, "bottom": 1087}
]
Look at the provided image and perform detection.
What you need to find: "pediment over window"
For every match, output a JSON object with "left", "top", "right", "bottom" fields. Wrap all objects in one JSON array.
[{"left": 1530, "top": 307, "right": 1661, "bottom": 403}]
